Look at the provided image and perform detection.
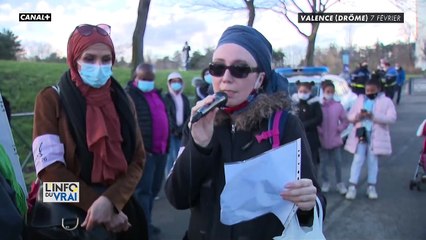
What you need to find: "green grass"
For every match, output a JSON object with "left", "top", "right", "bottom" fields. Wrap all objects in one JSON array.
[{"left": 0, "top": 60, "right": 201, "bottom": 187}]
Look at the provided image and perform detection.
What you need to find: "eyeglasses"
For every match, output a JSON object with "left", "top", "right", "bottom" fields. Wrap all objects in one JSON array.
[
  {"left": 208, "top": 63, "right": 259, "bottom": 79},
  {"left": 75, "top": 24, "right": 111, "bottom": 36}
]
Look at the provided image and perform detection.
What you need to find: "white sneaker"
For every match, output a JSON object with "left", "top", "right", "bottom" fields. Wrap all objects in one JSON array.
[
  {"left": 366, "top": 185, "right": 378, "bottom": 199},
  {"left": 321, "top": 182, "right": 330, "bottom": 192},
  {"left": 345, "top": 185, "right": 356, "bottom": 200},
  {"left": 336, "top": 182, "right": 348, "bottom": 195}
]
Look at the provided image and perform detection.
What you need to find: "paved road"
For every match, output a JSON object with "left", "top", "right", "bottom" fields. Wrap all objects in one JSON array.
[{"left": 151, "top": 92, "right": 426, "bottom": 240}]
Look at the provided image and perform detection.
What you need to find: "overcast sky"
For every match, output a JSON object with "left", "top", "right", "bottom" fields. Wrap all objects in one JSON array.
[{"left": 0, "top": 0, "right": 416, "bottom": 65}]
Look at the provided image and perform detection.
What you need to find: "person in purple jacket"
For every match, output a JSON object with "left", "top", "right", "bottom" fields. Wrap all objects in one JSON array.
[
  {"left": 125, "top": 63, "right": 170, "bottom": 237},
  {"left": 317, "top": 80, "right": 349, "bottom": 195}
]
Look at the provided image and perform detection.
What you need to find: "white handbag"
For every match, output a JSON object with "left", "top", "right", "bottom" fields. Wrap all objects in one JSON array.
[{"left": 274, "top": 197, "right": 326, "bottom": 240}]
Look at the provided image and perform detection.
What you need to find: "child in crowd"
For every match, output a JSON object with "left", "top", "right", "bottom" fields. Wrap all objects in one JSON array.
[{"left": 318, "top": 80, "right": 349, "bottom": 194}]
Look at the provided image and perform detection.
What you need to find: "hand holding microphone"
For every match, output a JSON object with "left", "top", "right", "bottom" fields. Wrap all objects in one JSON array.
[{"left": 190, "top": 92, "right": 228, "bottom": 147}]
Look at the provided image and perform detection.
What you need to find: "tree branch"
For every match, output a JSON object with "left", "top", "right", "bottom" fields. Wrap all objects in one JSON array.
[
  {"left": 323, "top": 0, "right": 340, "bottom": 12},
  {"left": 282, "top": 3, "right": 308, "bottom": 38},
  {"left": 273, "top": 0, "right": 300, "bottom": 14},
  {"left": 389, "top": 0, "right": 415, "bottom": 12},
  {"left": 291, "top": 0, "right": 305, "bottom": 13},
  {"left": 307, "top": 0, "right": 315, "bottom": 11},
  {"left": 181, "top": 0, "right": 246, "bottom": 11}
]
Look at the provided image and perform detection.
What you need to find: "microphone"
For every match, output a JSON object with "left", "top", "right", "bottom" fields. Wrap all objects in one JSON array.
[{"left": 191, "top": 92, "right": 228, "bottom": 123}]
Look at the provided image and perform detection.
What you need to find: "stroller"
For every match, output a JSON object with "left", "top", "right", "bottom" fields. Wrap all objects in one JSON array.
[{"left": 409, "top": 119, "right": 426, "bottom": 191}]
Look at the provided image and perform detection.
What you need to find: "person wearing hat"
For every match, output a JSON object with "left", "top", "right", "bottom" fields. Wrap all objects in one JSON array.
[
  {"left": 165, "top": 25, "right": 325, "bottom": 240},
  {"left": 382, "top": 62, "right": 398, "bottom": 99},
  {"left": 350, "top": 62, "right": 370, "bottom": 95},
  {"left": 31, "top": 24, "right": 147, "bottom": 239},
  {"left": 125, "top": 63, "right": 169, "bottom": 237},
  {"left": 164, "top": 72, "right": 191, "bottom": 177}
]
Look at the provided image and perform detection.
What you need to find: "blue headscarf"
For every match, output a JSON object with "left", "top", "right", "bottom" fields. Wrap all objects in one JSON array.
[{"left": 217, "top": 25, "right": 288, "bottom": 94}]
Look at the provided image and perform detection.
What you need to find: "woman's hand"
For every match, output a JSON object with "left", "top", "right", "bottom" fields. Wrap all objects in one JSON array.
[
  {"left": 81, "top": 196, "right": 114, "bottom": 230},
  {"left": 189, "top": 95, "right": 218, "bottom": 148},
  {"left": 105, "top": 211, "right": 131, "bottom": 233},
  {"left": 280, "top": 179, "right": 317, "bottom": 211}
]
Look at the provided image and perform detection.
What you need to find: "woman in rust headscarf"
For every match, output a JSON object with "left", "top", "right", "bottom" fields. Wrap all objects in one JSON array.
[{"left": 31, "top": 24, "right": 147, "bottom": 239}]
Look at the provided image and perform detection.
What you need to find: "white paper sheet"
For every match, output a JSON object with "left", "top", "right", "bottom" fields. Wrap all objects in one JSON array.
[
  {"left": 220, "top": 138, "right": 301, "bottom": 226},
  {"left": 0, "top": 92, "right": 28, "bottom": 196}
]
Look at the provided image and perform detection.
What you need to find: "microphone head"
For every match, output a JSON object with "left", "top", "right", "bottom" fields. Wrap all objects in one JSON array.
[{"left": 215, "top": 91, "right": 228, "bottom": 107}]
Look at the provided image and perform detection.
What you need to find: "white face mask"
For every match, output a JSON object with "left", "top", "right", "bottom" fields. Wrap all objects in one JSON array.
[
  {"left": 298, "top": 92, "right": 310, "bottom": 100},
  {"left": 323, "top": 93, "right": 334, "bottom": 100}
]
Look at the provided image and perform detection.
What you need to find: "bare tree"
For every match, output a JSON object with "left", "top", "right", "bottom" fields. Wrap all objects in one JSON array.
[
  {"left": 185, "top": 0, "right": 275, "bottom": 27},
  {"left": 272, "top": 0, "right": 340, "bottom": 66},
  {"left": 245, "top": 0, "right": 256, "bottom": 26},
  {"left": 131, "top": 0, "right": 151, "bottom": 73},
  {"left": 389, "top": 0, "right": 415, "bottom": 12}
]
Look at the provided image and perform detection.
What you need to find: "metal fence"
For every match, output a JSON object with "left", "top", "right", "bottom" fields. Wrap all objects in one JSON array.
[
  {"left": 408, "top": 77, "right": 426, "bottom": 95},
  {"left": 10, "top": 112, "right": 34, "bottom": 170},
  {"left": 9, "top": 94, "right": 197, "bottom": 172}
]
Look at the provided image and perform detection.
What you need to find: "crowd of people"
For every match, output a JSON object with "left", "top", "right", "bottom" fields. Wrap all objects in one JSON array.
[
  {"left": 348, "top": 60, "right": 406, "bottom": 105},
  {"left": 0, "top": 23, "right": 407, "bottom": 240},
  {"left": 291, "top": 70, "right": 397, "bottom": 200}
]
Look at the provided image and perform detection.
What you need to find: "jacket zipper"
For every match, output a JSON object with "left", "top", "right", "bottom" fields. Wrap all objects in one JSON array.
[{"left": 230, "top": 121, "right": 236, "bottom": 239}]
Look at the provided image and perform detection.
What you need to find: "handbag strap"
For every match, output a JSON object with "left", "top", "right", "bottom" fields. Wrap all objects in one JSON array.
[{"left": 314, "top": 197, "right": 324, "bottom": 229}]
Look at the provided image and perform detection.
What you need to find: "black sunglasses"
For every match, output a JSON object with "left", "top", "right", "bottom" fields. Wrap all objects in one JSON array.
[
  {"left": 208, "top": 63, "right": 259, "bottom": 79},
  {"left": 75, "top": 24, "right": 111, "bottom": 36}
]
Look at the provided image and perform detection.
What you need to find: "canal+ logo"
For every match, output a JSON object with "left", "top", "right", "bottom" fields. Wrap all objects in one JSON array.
[
  {"left": 19, "top": 13, "right": 51, "bottom": 22},
  {"left": 43, "top": 182, "right": 79, "bottom": 203}
]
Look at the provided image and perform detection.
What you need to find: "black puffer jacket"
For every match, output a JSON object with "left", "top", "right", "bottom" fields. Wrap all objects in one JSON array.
[
  {"left": 125, "top": 82, "right": 170, "bottom": 154},
  {"left": 166, "top": 92, "right": 326, "bottom": 240},
  {"left": 296, "top": 96, "right": 322, "bottom": 164}
]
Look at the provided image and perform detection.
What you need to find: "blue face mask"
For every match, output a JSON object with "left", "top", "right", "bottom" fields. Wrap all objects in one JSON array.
[
  {"left": 170, "top": 82, "right": 183, "bottom": 91},
  {"left": 137, "top": 80, "right": 155, "bottom": 92},
  {"left": 364, "top": 98, "right": 375, "bottom": 112},
  {"left": 78, "top": 62, "right": 112, "bottom": 88},
  {"left": 204, "top": 74, "right": 213, "bottom": 84}
]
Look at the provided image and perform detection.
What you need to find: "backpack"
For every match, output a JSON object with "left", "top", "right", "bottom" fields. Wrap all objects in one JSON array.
[{"left": 255, "top": 110, "right": 289, "bottom": 148}]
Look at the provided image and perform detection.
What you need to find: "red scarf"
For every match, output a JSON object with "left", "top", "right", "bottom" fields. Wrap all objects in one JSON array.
[
  {"left": 223, "top": 101, "right": 249, "bottom": 115},
  {"left": 67, "top": 29, "right": 127, "bottom": 184},
  {"left": 223, "top": 91, "right": 257, "bottom": 115}
]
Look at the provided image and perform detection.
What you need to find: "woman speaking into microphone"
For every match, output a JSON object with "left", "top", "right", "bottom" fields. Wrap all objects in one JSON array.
[{"left": 165, "top": 25, "right": 325, "bottom": 240}]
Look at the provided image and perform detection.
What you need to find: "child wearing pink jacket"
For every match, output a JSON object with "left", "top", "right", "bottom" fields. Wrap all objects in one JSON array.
[
  {"left": 344, "top": 79, "right": 397, "bottom": 200},
  {"left": 318, "top": 80, "right": 349, "bottom": 194}
]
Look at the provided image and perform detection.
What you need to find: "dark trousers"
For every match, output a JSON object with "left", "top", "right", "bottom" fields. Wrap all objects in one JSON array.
[
  {"left": 384, "top": 86, "right": 395, "bottom": 99},
  {"left": 394, "top": 85, "right": 402, "bottom": 104},
  {"left": 134, "top": 153, "right": 167, "bottom": 237}
]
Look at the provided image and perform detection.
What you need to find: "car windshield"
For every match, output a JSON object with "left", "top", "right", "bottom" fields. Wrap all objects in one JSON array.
[{"left": 276, "top": 67, "right": 328, "bottom": 98}]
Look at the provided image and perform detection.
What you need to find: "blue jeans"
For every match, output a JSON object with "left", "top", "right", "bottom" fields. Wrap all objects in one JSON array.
[
  {"left": 166, "top": 135, "right": 181, "bottom": 177},
  {"left": 320, "top": 147, "right": 343, "bottom": 183},
  {"left": 134, "top": 153, "right": 167, "bottom": 233}
]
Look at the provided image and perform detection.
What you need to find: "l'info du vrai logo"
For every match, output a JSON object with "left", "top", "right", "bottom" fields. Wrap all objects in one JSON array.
[
  {"left": 43, "top": 182, "right": 79, "bottom": 203},
  {"left": 19, "top": 13, "right": 51, "bottom": 22}
]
